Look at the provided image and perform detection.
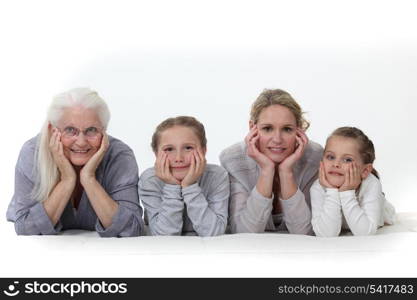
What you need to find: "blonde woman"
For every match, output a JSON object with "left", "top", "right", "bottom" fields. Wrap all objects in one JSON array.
[
  {"left": 220, "top": 89, "right": 323, "bottom": 234},
  {"left": 6, "top": 88, "right": 144, "bottom": 237}
]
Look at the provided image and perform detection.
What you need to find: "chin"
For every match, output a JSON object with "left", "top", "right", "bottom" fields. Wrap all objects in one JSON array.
[
  {"left": 171, "top": 169, "right": 189, "bottom": 181},
  {"left": 69, "top": 157, "right": 90, "bottom": 166}
]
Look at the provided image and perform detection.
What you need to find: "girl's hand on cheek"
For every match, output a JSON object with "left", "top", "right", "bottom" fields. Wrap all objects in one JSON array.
[
  {"left": 339, "top": 163, "right": 362, "bottom": 192},
  {"left": 319, "top": 161, "right": 335, "bottom": 189},
  {"left": 155, "top": 152, "right": 180, "bottom": 185},
  {"left": 181, "top": 150, "right": 205, "bottom": 188},
  {"left": 278, "top": 128, "right": 308, "bottom": 174}
]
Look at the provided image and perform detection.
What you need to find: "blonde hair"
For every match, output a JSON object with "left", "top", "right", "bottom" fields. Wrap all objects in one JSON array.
[
  {"left": 250, "top": 89, "right": 310, "bottom": 130},
  {"left": 32, "top": 88, "right": 110, "bottom": 202},
  {"left": 327, "top": 126, "right": 379, "bottom": 179},
  {"left": 151, "top": 116, "right": 207, "bottom": 153}
]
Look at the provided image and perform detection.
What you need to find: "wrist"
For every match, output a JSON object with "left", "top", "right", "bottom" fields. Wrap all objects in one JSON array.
[{"left": 80, "top": 174, "right": 97, "bottom": 187}]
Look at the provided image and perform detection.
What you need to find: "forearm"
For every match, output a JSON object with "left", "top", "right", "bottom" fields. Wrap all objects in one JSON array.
[
  {"left": 311, "top": 188, "right": 343, "bottom": 237},
  {"left": 256, "top": 168, "right": 274, "bottom": 198},
  {"left": 183, "top": 183, "right": 228, "bottom": 237},
  {"left": 43, "top": 178, "right": 75, "bottom": 225},
  {"left": 82, "top": 177, "right": 118, "bottom": 229},
  {"left": 340, "top": 190, "right": 379, "bottom": 235},
  {"left": 278, "top": 170, "right": 297, "bottom": 200}
]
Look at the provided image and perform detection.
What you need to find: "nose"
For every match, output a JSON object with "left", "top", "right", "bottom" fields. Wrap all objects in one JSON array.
[
  {"left": 332, "top": 159, "right": 341, "bottom": 168},
  {"left": 271, "top": 130, "right": 282, "bottom": 144},
  {"left": 74, "top": 132, "right": 88, "bottom": 146},
  {"left": 174, "top": 150, "right": 184, "bottom": 163}
]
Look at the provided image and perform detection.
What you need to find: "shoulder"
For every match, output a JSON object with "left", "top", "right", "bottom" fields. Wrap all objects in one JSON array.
[
  {"left": 103, "top": 136, "right": 136, "bottom": 164},
  {"left": 139, "top": 167, "right": 157, "bottom": 182},
  {"left": 16, "top": 136, "right": 38, "bottom": 172},
  {"left": 303, "top": 140, "right": 324, "bottom": 164},
  {"left": 219, "top": 141, "right": 256, "bottom": 172},
  {"left": 360, "top": 173, "right": 382, "bottom": 193},
  {"left": 99, "top": 136, "right": 139, "bottom": 184},
  {"left": 203, "top": 163, "right": 229, "bottom": 179}
]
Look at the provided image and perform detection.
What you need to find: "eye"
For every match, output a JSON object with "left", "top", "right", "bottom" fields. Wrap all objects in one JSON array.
[
  {"left": 283, "top": 127, "right": 293, "bottom": 133},
  {"left": 64, "top": 127, "right": 77, "bottom": 136},
  {"left": 163, "top": 147, "right": 173, "bottom": 152},
  {"left": 325, "top": 154, "right": 335, "bottom": 161},
  {"left": 343, "top": 157, "right": 354, "bottom": 163},
  {"left": 84, "top": 127, "right": 98, "bottom": 137},
  {"left": 185, "top": 146, "right": 194, "bottom": 151},
  {"left": 261, "top": 126, "right": 272, "bottom": 132}
]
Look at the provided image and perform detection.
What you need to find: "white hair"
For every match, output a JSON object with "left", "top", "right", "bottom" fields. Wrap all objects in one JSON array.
[{"left": 31, "top": 87, "right": 111, "bottom": 202}]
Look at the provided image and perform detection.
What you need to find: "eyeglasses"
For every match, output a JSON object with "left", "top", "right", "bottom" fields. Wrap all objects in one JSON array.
[{"left": 58, "top": 126, "right": 103, "bottom": 140}]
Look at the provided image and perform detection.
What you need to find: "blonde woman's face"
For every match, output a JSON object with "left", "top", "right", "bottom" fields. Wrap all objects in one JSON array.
[
  {"left": 256, "top": 104, "right": 298, "bottom": 163},
  {"left": 54, "top": 107, "right": 103, "bottom": 166},
  {"left": 157, "top": 126, "right": 205, "bottom": 181}
]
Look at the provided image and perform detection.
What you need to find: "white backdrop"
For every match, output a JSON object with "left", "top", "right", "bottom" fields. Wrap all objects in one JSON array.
[{"left": 0, "top": 0, "right": 417, "bottom": 276}]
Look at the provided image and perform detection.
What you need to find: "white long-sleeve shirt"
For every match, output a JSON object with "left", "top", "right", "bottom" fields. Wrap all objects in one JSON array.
[{"left": 310, "top": 174, "right": 395, "bottom": 237}]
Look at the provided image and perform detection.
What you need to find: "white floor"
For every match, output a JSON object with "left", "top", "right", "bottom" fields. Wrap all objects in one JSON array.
[{"left": 1, "top": 212, "right": 417, "bottom": 277}]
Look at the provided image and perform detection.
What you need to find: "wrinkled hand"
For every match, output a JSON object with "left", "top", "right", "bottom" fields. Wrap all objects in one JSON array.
[
  {"left": 181, "top": 149, "right": 206, "bottom": 188},
  {"left": 245, "top": 126, "right": 275, "bottom": 172},
  {"left": 80, "top": 133, "right": 109, "bottom": 184},
  {"left": 319, "top": 161, "right": 335, "bottom": 189},
  {"left": 49, "top": 128, "right": 76, "bottom": 182},
  {"left": 155, "top": 152, "right": 181, "bottom": 185},
  {"left": 278, "top": 128, "right": 308, "bottom": 174},
  {"left": 339, "top": 163, "right": 362, "bottom": 192}
]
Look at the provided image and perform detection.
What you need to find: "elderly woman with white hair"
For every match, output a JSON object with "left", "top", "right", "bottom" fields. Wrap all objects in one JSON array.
[{"left": 6, "top": 88, "right": 144, "bottom": 237}]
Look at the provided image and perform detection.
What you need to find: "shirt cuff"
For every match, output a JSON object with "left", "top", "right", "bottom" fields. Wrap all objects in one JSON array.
[{"left": 33, "top": 202, "right": 62, "bottom": 235}]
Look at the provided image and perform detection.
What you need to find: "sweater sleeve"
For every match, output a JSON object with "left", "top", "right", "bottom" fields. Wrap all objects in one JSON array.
[
  {"left": 310, "top": 180, "right": 343, "bottom": 237},
  {"left": 96, "top": 148, "right": 145, "bottom": 237},
  {"left": 339, "top": 178, "right": 383, "bottom": 236},
  {"left": 228, "top": 173, "right": 273, "bottom": 233},
  {"left": 182, "top": 169, "right": 229, "bottom": 237},
  {"left": 139, "top": 173, "right": 185, "bottom": 236},
  {"left": 9, "top": 142, "right": 63, "bottom": 235}
]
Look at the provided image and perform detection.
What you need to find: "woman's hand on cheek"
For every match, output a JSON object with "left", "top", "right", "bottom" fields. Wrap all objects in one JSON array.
[
  {"left": 319, "top": 161, "right": 335, "bottom": 189},
  {"left": 181, "top": 150, "right": 205, "bottom": 188},
  {"left": 339, "top": 163, "right": 362, "bottom": 192},
  {"left": 245, "top": 126, "right": 275, "bottom": 172},
  {"left": 155, "top": 152, "right": 181, "bottom": 185},
  {"left": 49, "top": 128, "right": 76, "bottom": 182},
  {"left": 80, "top": 132, "right": 109, "bottom": 185},
  {"left": 278, "top": 128, "right": 308, "bottom": 174}
]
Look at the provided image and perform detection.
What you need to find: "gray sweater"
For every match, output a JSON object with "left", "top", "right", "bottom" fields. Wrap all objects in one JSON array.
[
  {"left": 6, "top": 135, "right": 145, "bottom": 237},
  {"left": 219, "top": 140, "right": 323, "bottom": 234},
  {"left": 139, "top": 164, "right": 230, "bottom": 236}
]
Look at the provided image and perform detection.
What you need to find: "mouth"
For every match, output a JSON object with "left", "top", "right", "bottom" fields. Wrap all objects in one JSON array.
[
  {"left": 171, "top": 166, "right": 189, "bottom": 169},
  {"left": 328, "top": 171, "right": 344, "bottom": 176},
  {"left": 70, "top": 149, "right": 91, "bottom": 154},
  {"left": 267, "top": 147, "right": 287, "bottom": 154}
]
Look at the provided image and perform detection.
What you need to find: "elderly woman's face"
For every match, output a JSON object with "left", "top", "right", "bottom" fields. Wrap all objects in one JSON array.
[
  {"left": 55, "top": 107, "right": 103, "bottom": 166},
  {"left": 256, "top": 104, "right": 297, "bottom": 163}
]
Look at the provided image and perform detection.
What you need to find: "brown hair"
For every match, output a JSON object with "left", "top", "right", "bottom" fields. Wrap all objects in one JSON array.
[
  {"left": 328, "top": 126, "right": 379, "bottom": 179},
  {"left": 151, "top": 116, "right": 207, "bottom": 152},
  {"left": 250, "top": 89, "right": 310, "bottom": 130}
]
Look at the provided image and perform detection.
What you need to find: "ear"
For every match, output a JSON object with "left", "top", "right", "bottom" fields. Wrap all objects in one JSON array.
[
  {"left": 202, "top": 147, "right": 207, "bottom": 156},
  {"left": 249, "top": 120, "right": 255, "bottom": 130},
  {"left": 361, "top": 163, "right": 373, "bottom": 179}
]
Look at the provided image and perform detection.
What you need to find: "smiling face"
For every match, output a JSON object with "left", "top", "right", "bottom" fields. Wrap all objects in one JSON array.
[
  {"left": 157, "top": 125, "right": 205, "bottom": 181},
  {"left": 54, "top": 106, "right": 103, "bottom": 166},
  {"left": 255, "top": 104, "right": 298, "bottom": 163},
  {"left": 322, "top": 136, "right": 370, "bottom": 188}
]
